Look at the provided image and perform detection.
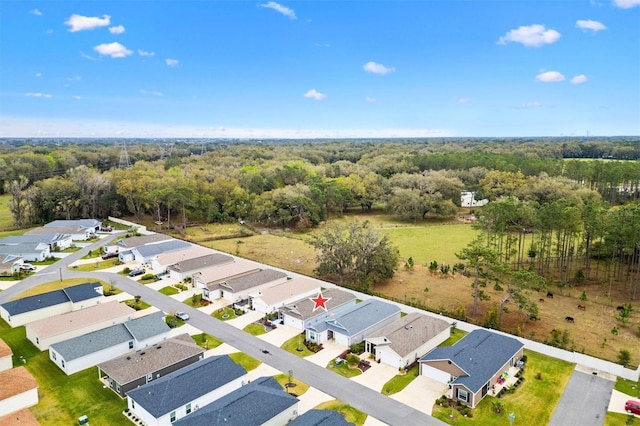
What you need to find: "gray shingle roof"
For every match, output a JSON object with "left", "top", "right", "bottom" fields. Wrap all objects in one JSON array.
[
  {"left": 97, "top": 334, "right": 204, "bottom": 385},
  {"left": 44, "top": 219, "right": 100, "bottom": 229},
  {"left": 117, "top": 233, "right": 173, "bottom": 248},
  {"left": 123, "top": 311, "right": 170, "bottom": 341},
  {"left": 173, "top": 376, "right": 297, "bottom": 426},
  {"left": 134, "top": 240, "right": 191, "bottom": 257},
  {"left": 367, "top": 313, "right": 450, "bottom": 358},
  {"left": 50, "top": 323, "right": 134, "bottom": 361},
  {"left": 0, "top": 242, "right": 47, "bottom": 256},
  {"left": 168, "top": 253, "right": 234, "bottom": 273},
  {"left": 50, "top": 311, "right": 168, "bottom": 362},
  {"left": 279, "top": 288, "right": 356, "bottom": 321},
  {"left": 0, "top": 234, "right": 70, "bottom": 245},
  {"left": 310, "top": 299, "right": 400, "bottom": 336},
  {"left": 419, "top": 329, "right": 524, "bottom": 393},
  {"left": 126, "top": 355, "right": 247, "bottom": 418},
  {"left": 215, "top": 269, "right": 288, "bottom": 293},
  {"left": 289, "top": 409, "right": 354, "bottom": 426},
  {"left": 1, "top": 282, "right": 101, "bottom": 316}
]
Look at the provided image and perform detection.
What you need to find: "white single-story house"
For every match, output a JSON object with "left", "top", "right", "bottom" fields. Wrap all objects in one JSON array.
[
  {"left": 0, "top": 366, "right": 39, "bottom": 419},
  {"left": 130, "top": 240, "right": 192, "bottom": 265},
  {"left": 250, "top": 277, "right": 321, "bottom": 314},
  {"left": 126, "top": 355, "right": 248, "bottom": 426},
  {"left": 307, "top": 299, "right": 401, "bottom": 347},
  {"left": 203, "top": 269, "right": 288, "bottom": 303},
  {"left": 279, "top": 288, "right": 357, "bottom": 331},
  {"left": 29, "top": 219, "right": 102, "bottom": 241},
  {"left": 0, "top": 233, "right": 73, "bottom": 251},
  {"left": 419, "top": 329, "right": 525, "bottom": 408},
  {"left": 115, "top": 234, "right": 175, "bottom": 263},
  {"left": 0, "top": 254, "right": 22, "bottom": 277},
  {"left": 167, "top": 252, "right": 234, "bottom": 282},
  {"left": 191, "top": 259, "right": 259, "bottom": 290},
  {"left": 365, "top": 313, "right": 451, "bottom": 370},
  {"left": 149, "top": 245, "right": 215, "bottom": 274},
  {"left": 49, "top": 311, "right": 171, "bottom": 375},
  {"left": 0, "top": 241, "right": 50, "bottom": 262},
  {"left": 173, "top": 376, "right": 299, "bottom": 426},
  {"left": 26, "top": 301, "right": 136, "bottom": 350},
  {"left": 98, "top": 333, "right": 205, "bottom": 398},
  {"left": 0, "top": 338, "right": 12, "bottom": 372},
  {"left": 0, "top": 282, "right": 104, "bottom": 327}
]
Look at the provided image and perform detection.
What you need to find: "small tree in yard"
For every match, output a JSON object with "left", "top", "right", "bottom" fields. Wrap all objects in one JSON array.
[
  {"left": 346, "top": 353, "right": 360, "bottom": 367},
  {"left": 618, "top": 349, "right": 631, "bottom": 367},
  {"left": 134, "top": 295, "right": 141, "bottom": 308},
  {"left": 618, "top": 304, "right": 633, "bottom": 324}
]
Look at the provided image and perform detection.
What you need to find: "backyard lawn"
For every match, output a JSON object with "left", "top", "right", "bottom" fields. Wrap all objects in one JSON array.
[
  {"left": 439, "top": 328, "right": 468, "bottom": 347},
  {"left": 432, "top": 350, "right": 574, "bottom": 425},
  {"left": 280, "top": 333, "right": 315, "bottom": 357},
  {"left": 615, "top": 377, "right": 640, "bottom": 399},
  {"left": 0, "top": 319, "right": 127, "bottom": 425}
]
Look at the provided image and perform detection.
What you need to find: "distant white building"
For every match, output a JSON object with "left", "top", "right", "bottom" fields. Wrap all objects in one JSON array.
[{"left": 460, "top": 191, "right": 488, "bottom": 208}]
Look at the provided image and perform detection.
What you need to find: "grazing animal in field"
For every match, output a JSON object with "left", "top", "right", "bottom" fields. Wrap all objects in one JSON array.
[
  {"left": 616, "top": 306, "right": 625, "bottom": 311},
  {"left": 539, "top": 298, "right": 545, "bottom": 302},
  {"left": 547, "top": 292, "right": 554, "bottom": 298},
  {"left": 565, "top": 316, "right": 575, "bottom": 323},
  {"left": 529, "top": 315, "right": 538, "bottom": 321},
  {"left": 577, "top": 304, "right": 586, "bottom": 311}
]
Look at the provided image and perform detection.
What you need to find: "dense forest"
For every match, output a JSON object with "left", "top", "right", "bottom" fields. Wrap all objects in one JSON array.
[{"left": 2, "top": 137, "right": 640, "bottom": 299}]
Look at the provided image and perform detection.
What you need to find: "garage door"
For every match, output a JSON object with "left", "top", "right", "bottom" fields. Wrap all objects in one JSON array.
[{"left": 421, "top": 364, "right": 451, "bottom": 384}]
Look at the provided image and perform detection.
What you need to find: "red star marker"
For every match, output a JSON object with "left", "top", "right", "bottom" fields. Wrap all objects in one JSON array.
[{"left": 310, "top": 292, "right": 332, "bottom": 312}]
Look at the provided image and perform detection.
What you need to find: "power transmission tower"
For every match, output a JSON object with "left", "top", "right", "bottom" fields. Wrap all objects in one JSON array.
[{"left": 118, "top": 141, "right": 131, "bottom": 168}]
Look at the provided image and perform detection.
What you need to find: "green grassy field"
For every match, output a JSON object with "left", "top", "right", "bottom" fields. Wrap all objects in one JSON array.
[
  {"left": 314, "top": 400, "right": 368, "bottom": 426},
  {"left": 70, "top": 259, "right": 121, "bottom": 271},
  {"left": 432, "top": 350, "right": 574, "bottom": 425},
  {"left": 0, "top": 194, "right": 14, "bottom": 231},
  {"left": 604, "top": 412, "right": 637, "bottom": 426},
  {"left": 0, "top": 319, "right": 127, "bottom": 425},
  {"left": 211, "top": 306, "right": 239, "bottom": 321},
  {"left": 123, "top": 298, "right": 151, "bottom": 310}
]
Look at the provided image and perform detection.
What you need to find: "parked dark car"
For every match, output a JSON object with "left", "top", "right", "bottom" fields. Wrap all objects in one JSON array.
[
  {"left": 128, "top": 268, "right": 145, "bottom": 277},
  {"left": 626, "top": 400, "right": 640, "bottom": 415},
  {"left": 100, "top": 226, "right": 113, "bottom": 232},
  {"left": 102, "top": 252, "right": 119, "bottom": 260}
]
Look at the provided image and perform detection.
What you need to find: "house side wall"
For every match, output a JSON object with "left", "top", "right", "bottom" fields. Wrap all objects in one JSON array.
[
  {"left": 27, "top": 311, "right": 134, "bottom": 350},
  {"left": 0, "top": 355, "right": 12, "bottom": 372},
  {"left": 399, "top": 327, "right": 451, "bottom": 369},
  {"left": 421, "top": 360, "right": 466, "bottom": 377},
  {"left": 263, "top": 403, "right": 299, "bottom": 426},
  {"left": 50, "top": 340, "right": 133, "bottom": 375},
  {"left": 133, "top": 331, "right": 171, "bottom": 351},
  {"left": 0, "top": 388, "right": 39, "bottom": 418},
  {"left": 70, "top": 295, "right": 105, "bottom": 312},
  {"left": 282, "top": 314, "right": 304, "bottom": 330},
  {"left": 1, "top": 302, "right": 72, "bottom": 327},
  {"left": 128, "top": 398, "right": 160, "bottom": 426},
  {"left": 114, "top": 352, "right": 205, "bottom": 397}
]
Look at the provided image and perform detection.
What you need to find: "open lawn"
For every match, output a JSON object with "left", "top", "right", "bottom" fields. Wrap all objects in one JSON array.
[
  {"left": 243, "top": 322, "right": 268, "bottom": 336},
  {"left": 327, "top": 359, "right": 362, "bottom": 378},
  {"left": 382, "top": 363, "right": 419, "bottom": 396},
  {"left": 70, "top": 259, "right": 121, "bottom": 271},
  {"left": 183, "top": 293, "right": 211, "bottom": 308},
  {"left": 605, "top": 412, "right": 638, "bottom": 426},
  {"left": 314, "top": 400, "right": 368, "bottom": 426},
  {"left": 273, "top": 373, "right": 310, "bottom": 397},
  {"left": 229, "top": 352, "right": 261, "bottom": 371},
  {"left": 159, "top": 286, "right": 179, "bottom": 296},
  {"left": 439, "top": 328, "right": 468, "bottom": 347},
  {"left": 433, "top": 350, "right": 574, "bottom": 426},
  {"left": 10, "top": 278, "right": 110, "bottom": 299},
  {"left": 0, "top": 319, "right": 127, "bottom": 425},
  {"left": 211, "top": 306, "right": 239, "bottom": 321},
  {"left": 280, "top": 333, "right": 315, "bottom": 357},
  {"left": 0, "top": 194, "right": 14, "bottom": 231},
  {"left": 191, "top": 333, "right": 223, "bottom": 349},
  {"left": 123, "top": 298, "right": 151, "bottom": 311},
  {"left": 615, "top": 377, "right": 640, "bottom": 398}
]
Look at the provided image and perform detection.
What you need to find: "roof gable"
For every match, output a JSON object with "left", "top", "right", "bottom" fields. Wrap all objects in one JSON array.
[
  {"left": 218, "top": 269, "right": 287, "bottom": 293},
  {"left": 126, "top": 355, "right": 247, "bottom": 417},
  {"left": 123, "top": 311, "right": 170, "bottom": 341},
  {"left": 62, "top": 282, "right": 103, "bottom": 302},
  {"left": 367, "top": 313, "right": 450, "bottom": 358},
  {"left": 0, "top": 366, "right": 38, "bottom": 400},
  {"left": 279, "top": 288, "right": 356, "bottom": 320}
]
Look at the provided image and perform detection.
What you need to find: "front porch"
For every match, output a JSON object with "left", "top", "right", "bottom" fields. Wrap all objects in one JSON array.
[{"left": 488, "top": 365, "right": 521, "bottom": 397}]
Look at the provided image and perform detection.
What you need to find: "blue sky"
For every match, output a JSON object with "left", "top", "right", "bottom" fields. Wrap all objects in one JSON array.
[{"left": 1, "top": 0, "right": 639, "bottom": 138}]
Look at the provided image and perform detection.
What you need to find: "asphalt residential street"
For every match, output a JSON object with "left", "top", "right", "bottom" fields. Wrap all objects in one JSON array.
[
  {"left": 0, "top": 236, "right": 445, "bottom": 426},
  {"left": 549, "top": 370, "right": 614, "bottom": 426}
]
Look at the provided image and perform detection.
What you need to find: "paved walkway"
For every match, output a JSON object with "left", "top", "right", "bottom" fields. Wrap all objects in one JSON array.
[{"left": 608, "top": 390, "right": 640, "bottom": 417}]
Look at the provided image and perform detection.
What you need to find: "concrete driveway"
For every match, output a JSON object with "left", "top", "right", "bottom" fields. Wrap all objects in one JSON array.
[
  {"left": 226, "top": 309, "right": 263, "bottom": 329},
  {"left": 549, "top": 369, "right": 614, "bottom": 426},
  {"left": 257, "top": 324, "right": 300, "bottom": 346},
  {"left": 391, "top": 376, "right": 448, "bottom": 415},
  {"left": 351, "top": 361, "right": 398, "bottom": 393},
  {"left": 306, "top": 340, "right": 345, "bottom": 367},
  {"left": 608, "top": 389, "right": 640, "bottom": 418},
  {"left": 296, "top": 386, "right": 334, "bottom": 413}
]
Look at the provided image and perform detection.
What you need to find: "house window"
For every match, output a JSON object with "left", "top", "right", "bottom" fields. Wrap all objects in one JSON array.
[
  {"left": 147, "top": 373, "right": 153, "bottom": 382},
  {"left": 52, "top": 352, "right": 56, "bottom": 360},
  {"left": 132, "top": 400, "right": 135, "bottom": 409},
  {"left": 457, "top": 389, "right": 468, "bottom": 403},
  {"left": 170, "top": 411, "right": 176, "bottom": 422},
  {"left": 309, "top": 331, "right": 315, "bottom": 340},
  {"left": 36, "top": 337, "right": 39, "bottom": 344},
  {"left": 186, "top": 403, "right": 191, "bottom": 414},
  {"left": 129, "top": 341, "right": 134, "bottom": 349},
  {"left": 116, "top": 384, "right": 120, "bottom": 392},
  {"left": 61, "top": 360, "right": 65, "bottom": 368}
]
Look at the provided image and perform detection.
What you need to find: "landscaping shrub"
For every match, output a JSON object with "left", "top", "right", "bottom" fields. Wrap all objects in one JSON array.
[
  {"left": 349, "top": 342, "right": 366, "bottom": 355},
  {"left": 304, "top": 340, "right": 323, "bottom": 353},
  {"left": 140, "top": 273, "right": 155, "bottom": 281},
  {"left": 346, "top": 353, "right": 360, "bottom": 367}
]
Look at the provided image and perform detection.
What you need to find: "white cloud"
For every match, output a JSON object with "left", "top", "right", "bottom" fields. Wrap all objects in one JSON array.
[
  {"left": 80, "top": 52, "right": 97, "bottom": 61},
  {"left": 45, "top": 29, "right": 53, "bottom": 35},
  {"left": 535, "top": 71, "right": 565, "bottom": 82},
  {"left": 571, "top": 74, "right": 588, "bottom": 84},
  {"left": 497, "top": 24, "right": 561, "bottom": 47},
  {"left": 303, "top": 89, "right": 326, "bottom": 100},
  {"left": 29, "top": 9, "right": 42, "bottom": 16},
  {"left": 138, "top": 49, "right": 155, "bottom": 57},
  {"left": 65, "top": 14, "right": 111, "bottom": 32},
  {"left": 109, "top": 25, "right": 125, "bottom": 34},
  {"left": 152, "top": 91, "right": 164, "bottom": 97},
  {"left": 576, "top": 19, "right": 606, "bottom": 32},
  {"left": 261, "top": 2, "right": 297, "bottom": 19},
  {"left": 166, "top": 58, "right": 179, "bottom": 67},
  {"left": 73, "top": 96, "right": 82, "bottom": 100},
  {"left": 35, "top": 72, "right": 42, "bottom": 78},
  {"left": 613, "top": 0, "right": 640, "bottom": 8},
  {"left": 25, "top": 93, "right": 52, "bottom": 99},
  {"left": 458, "top": 98, "right": 471, "bottom": 104},
  {"left": 517, "top": 101, "right": 543, "bottom": 109},
  {"left": 314, "top": 43, "right": 331, "bottom": 48},
  {"left": 93, "top": 42, "right": 132, "bottom": 58},
  {"left": 363, "top": 61, "right": 396, "bottom": 75},
  {"left": 365, "top": 96, "right": 377, "bottom": 103}
]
